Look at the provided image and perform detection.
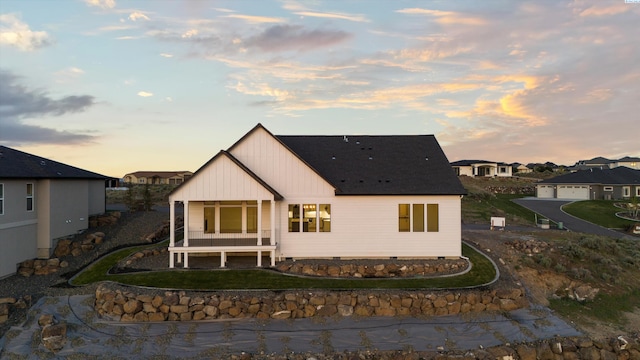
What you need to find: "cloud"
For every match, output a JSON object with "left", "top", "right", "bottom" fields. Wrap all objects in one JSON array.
[
  {"left": 137, "top": 91, "right": 153, "bottom": 97},
  {"left": 396, "top": 8, "right": 487, "bottom": 26},
  {"left": 129, "top": 12, "right": 150, "bottom": 21},
  {"left": 54, "top": 67, "right": 85, "bottom": 83},
  {"left": 0, "top": 70, "right": 96, "bottom": 145},
  {"left": 160, "top": 53, "right": 173, "bottom": 58},
  {"left": 243, "top": 24, "right": 351, "bottom": 52},
  {"left": 223, "top": 14, "right": 284, "bottom": 24},
  {"left": 293, "top": 11, "right": 369, "bottom": 23},
  {"left": 0, "top": 13, "right": 53, "bottom": 51},
  {"left": 84, "top": 0, "right": 116, "bottom": 9}
]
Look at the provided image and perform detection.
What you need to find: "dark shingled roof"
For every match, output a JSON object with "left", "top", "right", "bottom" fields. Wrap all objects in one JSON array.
[
  {"left": 0, "top": 145, "right": 107, "bottom": 179},
  {"left": 277, "top": 135, "right": 467, "bottom": 196},
  {"left": 539, "top": 167, "right": 640, "bottom": 185}
]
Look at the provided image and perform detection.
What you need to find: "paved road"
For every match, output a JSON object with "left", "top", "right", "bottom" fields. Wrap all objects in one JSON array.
[{"left": 512, "top": 198, "right": 636, "bottom": 240}]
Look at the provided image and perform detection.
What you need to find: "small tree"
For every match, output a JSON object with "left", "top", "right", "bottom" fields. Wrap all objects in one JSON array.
[
  {"left": 125, "top": 185, "right": 136, "bottom": 212},
  {"left": 143, "top": 184, "right": 153, "bottom": 211}
]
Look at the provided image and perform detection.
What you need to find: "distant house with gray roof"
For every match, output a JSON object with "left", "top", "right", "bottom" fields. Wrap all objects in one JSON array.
[
  {"left": 0, "top": 146, "right": 108, "bottom": 278},
  {"left": 536, "top": 167, "right": 640, "bottom": 200}
]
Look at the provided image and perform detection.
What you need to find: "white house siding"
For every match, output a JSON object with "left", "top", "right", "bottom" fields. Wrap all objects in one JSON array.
[
  {"left": 171, "top": 155, "right": 278, "bottom": 202},
  {"left": 0, "top": 179, "right": 38, "bottom": 278},
  {"left": 455, "top": 166, "right": 474, "bottom": 177},
  {"left": 230, "top": 127, "right": 336, "bottom": 199},
  {"left": 277, "top": 195, "right": 462, "bottom": 259}
]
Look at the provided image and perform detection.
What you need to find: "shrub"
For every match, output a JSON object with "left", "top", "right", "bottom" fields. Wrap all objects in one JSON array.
[{"left": 569, "top": 267, "right": 592, "bottom": 280}]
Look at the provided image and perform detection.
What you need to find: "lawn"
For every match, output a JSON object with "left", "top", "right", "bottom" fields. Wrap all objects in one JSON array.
[
  {"left": 463, "top": 194, "right": 536, "bottom": 225},
  {"left": 562, "top": 200, "right": 636, "bottom": 229},
  {"left": 71, "top": 243, "right": 496, "bottom": 290}
]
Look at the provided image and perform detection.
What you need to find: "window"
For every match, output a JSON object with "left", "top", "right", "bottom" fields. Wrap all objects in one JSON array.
[
  {"left": 220, "top": 201, "right": 242, "bottom": 233},
  {"left": 290, "top": 203, "right": 331, "bottom": 232},
  {"left": 319, "top": 204, "right": 331, "bottom": 232},
  {"left": 303, "top": 204, "right": 316, "bottom": 232},
  {"left": 623, "top": 186, "right": 631, "bottom": 198},
  {"left": 398, "top": 204, "right": 410, "bottom": 232},
  {"left": 204, "top": 207, "right": 215, "bottom": 233},
  {"left": 400, "top": 203, "right": 439, "bottom": 232},
  {"left": 289, "top": 204, "right": 300, "bottom": 232},
  {"left": 413, "top": 204, "right": 424, "bottom": 232},
  {"left": 603, "top": 186, "right": 613, "bottom": 191},
  {"left": 636, "top": 187, "right": 640, "bottom": 197},
  {"left": 427, "top": 204, "right": 439, "bottom": 232},
  {"left": 26, "top": 183, "right": 34, "bottom": 211},
  {"left": 0, "top": 184, "right": 3, "bottom": 215}
]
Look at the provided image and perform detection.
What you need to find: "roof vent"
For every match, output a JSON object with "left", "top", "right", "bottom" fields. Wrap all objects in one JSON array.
[
  {"left": 40, "top": 160, "right": 46, "bottom": 165},
  {"left": 343, "top": 136, "right": 349, "bottom": 143},
  {"left": 331, "top": 155, "right": 336, "bottom": 160},
  {"left": 368, "top": 155, "right": 373, "bottom": 160},
  {"left": 356, "top": 140, "right": 360, "bottom": 145}
]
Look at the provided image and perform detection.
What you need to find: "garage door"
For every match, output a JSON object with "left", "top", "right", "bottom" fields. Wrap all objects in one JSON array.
[
  {"left": 537, "top": 185, "right": 554, "bottom": 198},
  {"left": 557, "top": 185, "right": 590, "bottom": 199}
]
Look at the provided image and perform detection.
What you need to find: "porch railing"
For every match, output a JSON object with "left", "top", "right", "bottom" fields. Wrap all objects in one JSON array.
[{"left": 188, "top": 230, "right": 271, "bottom": 240}]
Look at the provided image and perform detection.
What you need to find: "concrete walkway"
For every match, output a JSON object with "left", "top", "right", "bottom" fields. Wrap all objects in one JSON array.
[{"left": 512, "top": 198, "right": 636, "bottom": 240}]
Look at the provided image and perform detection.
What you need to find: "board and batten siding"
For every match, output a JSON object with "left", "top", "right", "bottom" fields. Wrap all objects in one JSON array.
[
  {"left": 277, "top": 195, "right": 462, "bottom": 259},
  {"left": 171, "top": 155, "right": 278, "bottom": 202},
  {"left": 229, "top": 127, "right": 336, "bottom": 199}
]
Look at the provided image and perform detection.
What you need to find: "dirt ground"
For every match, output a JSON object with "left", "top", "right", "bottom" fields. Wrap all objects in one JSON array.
[{"left": 462, "top": 229, "right": 640, "bottom": 340}]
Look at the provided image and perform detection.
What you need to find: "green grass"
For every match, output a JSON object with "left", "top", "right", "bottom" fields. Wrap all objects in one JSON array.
[
  {"left": 549, "top": 288, "right": 640, "bottom": 327},
  {"left": 562, "top": 200, "right": 636, "bottom": 229},
  {"left": 71, "top": 243, "right": 495, "bottom": 290},
  {"left": 463, "top": 194, "right": 536, "bottom": 225}
]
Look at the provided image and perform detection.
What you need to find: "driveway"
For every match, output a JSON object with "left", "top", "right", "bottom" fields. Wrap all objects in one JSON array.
[{"left": 512, "top": 198, "right": 635, "bottom": 240}]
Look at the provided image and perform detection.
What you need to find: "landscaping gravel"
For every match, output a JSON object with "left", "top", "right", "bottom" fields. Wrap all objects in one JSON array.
[{"left": 0, "top": 208, "right": 169, "bottom": 337}]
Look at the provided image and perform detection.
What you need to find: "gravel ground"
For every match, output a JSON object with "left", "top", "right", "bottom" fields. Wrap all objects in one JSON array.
[{"left": 0, "top": 209, "right": 169, "bottom": 337}]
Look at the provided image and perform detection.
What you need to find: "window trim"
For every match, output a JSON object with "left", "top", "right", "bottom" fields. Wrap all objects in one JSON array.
[
  {"left": 26, "top": 183, "right": 34, "bottom": 212},
  {"left": 289, "top": 203, "right": 331, "bottom": 233},
  {"left": 603, "top": 186, "right": 613, "bottom": 191},
  {"left": 623, "top": 186, "right": 631, "bottom": 198},
  {"left": 0, "top": 183, "right": 4, "bottom": 215}
]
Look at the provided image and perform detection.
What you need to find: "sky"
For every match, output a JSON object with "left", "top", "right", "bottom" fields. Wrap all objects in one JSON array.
[{"left": 1, "top": 0, "right": 639, "bottom": 178}]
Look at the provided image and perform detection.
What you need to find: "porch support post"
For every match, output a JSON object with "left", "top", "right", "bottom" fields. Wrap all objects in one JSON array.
[
  {"left": 184, "top": 252, "right": 189, "bottom": 268},
  {"left": 183, "top": 200, "right": 189, "bottom": 247},
  {"left": 257, "top": 250, "right": 262, "bottom": 267},
  {"left": 220, "top": 251, "right": 226, "bottom": 268},
  {"left": 270, "top": 200, "right": 275, "bottom": 246},
  {"left": 270, "top": 250, "right": 275, "bottom": 266},
  {"left": 257, "top": 200, "right": 262, "bottom": 246},
  {"left": 169, "top": 200, "right": 175, "bottom": 269},
  {"left": 169, "top": 201, "right": 175, "bottom": 248}
]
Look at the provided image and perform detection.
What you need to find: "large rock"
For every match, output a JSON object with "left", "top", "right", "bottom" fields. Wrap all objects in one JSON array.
[{"left": 41, "top": 323, "right": 67, "bottom": 352}]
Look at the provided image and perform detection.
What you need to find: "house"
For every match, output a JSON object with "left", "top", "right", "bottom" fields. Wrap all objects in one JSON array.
[
  {"left": 123, "top": 171, "right": 193, "bottom": 185},
  {"left": 612, "top": 156, "right": 640, "bottom": 170},
  {"left": 568, "top": 156, "right": 640, "bottom": 172},
  {"left": 0, "top": 146, "right": 108, "bottom": 278},
  {"left": 514, "top": 163, "right": 532, "bottom": 174},
  {"left": 450, "top": 160, "right": 513, "bottom": 177},
  {"left": 167, "top": 124, "right": 467, "bottom": 268},
  {"left": 536, "top": 167, "right": 640, "bottom": 200}
]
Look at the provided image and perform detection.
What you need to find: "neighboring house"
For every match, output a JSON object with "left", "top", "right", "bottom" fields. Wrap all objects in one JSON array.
[
  {"left": 612, "top": 156, "right": 640, "bottom": 170},
  {"left": 168, "top": 124, "right": 467, "bottom": 268},
  {"left": 569, "top": 156, "right": 640, "bottom": 172},
  {"left": 123, "top": 171, "right": 193, "bottom": 185},
  {"left": 450, "top": 160, "right": 513, "bottom": 177},
  {"left": 0, "top": 146, "right": 107, "bottom": 278},
  {"left": 514, "top": 163, "right": 532, "bottom": 174},
  {"left": 536, "top": 167, "right": 640, "bottom": 200}
]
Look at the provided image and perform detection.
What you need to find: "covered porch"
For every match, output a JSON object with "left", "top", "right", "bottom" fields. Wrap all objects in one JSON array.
[{"left": 169, "top": 199, "right": 278, "bottom": 268}]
